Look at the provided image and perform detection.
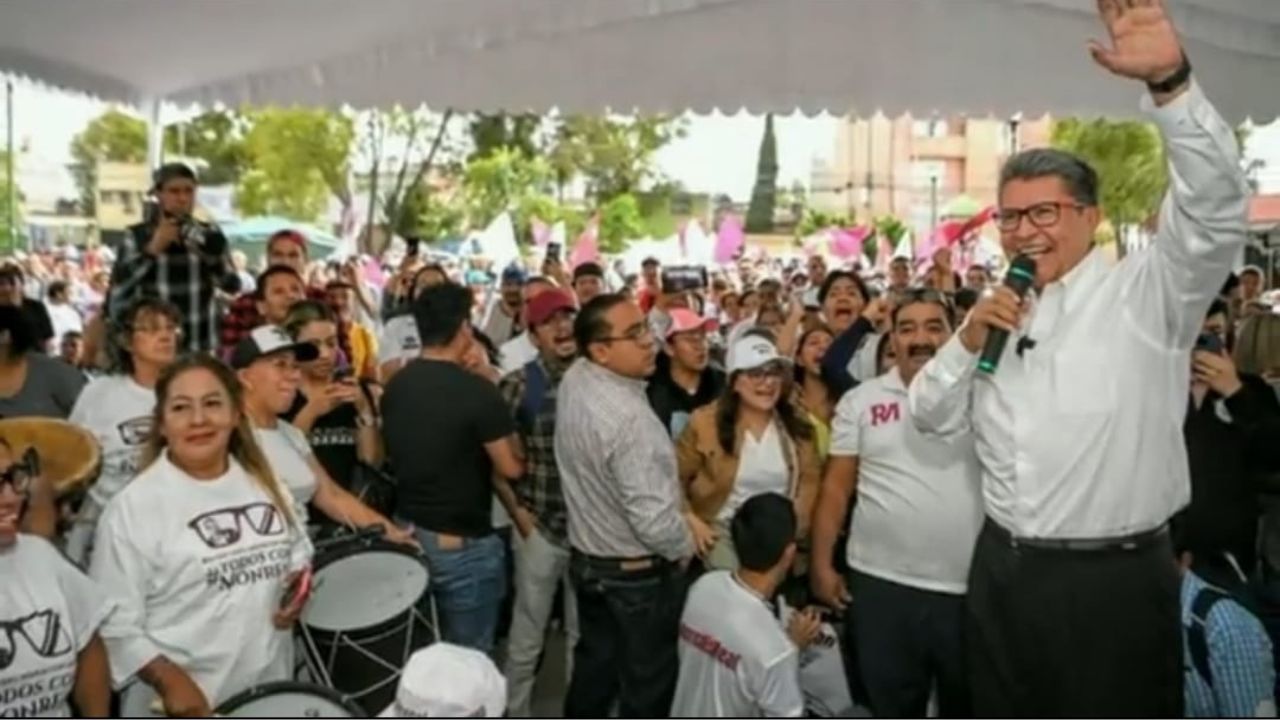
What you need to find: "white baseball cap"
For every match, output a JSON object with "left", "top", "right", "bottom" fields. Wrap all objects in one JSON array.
[
  {"left": 378, "top": 643, "right": 506, "bottom": 718},
  {"left": 229, "top": 325, "right": 320, "bottom": 370},
  {"left": 726, "top": 334, "right": 790, "bottom": 374}
]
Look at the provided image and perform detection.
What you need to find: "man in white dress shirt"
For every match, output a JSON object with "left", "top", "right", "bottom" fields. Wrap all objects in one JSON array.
[{"left": 907, "top": 1, "right": 1248, "bottom": 715}]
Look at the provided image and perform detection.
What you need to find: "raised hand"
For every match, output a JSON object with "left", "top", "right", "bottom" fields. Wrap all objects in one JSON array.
[{"left": 1089, "top": 0, "right": 1184, "bottom": 84}]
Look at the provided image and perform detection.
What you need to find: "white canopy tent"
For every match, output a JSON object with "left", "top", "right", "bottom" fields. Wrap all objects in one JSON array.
[{"left": 2, "top": 0, "right": 1279, "bottom": 122}]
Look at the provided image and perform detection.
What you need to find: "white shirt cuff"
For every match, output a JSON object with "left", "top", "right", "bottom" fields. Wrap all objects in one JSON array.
[
  {"left": 1141, "top": 78, "right": 1206, "bottom": 136},
  {"left": 932, "top": 334, "right": 979, "bottom": 384}
]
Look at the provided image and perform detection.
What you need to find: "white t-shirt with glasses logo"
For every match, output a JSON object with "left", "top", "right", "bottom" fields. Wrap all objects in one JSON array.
[
  {"left": 66, "top": 375, "right": 156, "bottom": 563},
  {"left": 90, "top": 453, "right": 312, "bottom": 714},
  {"left": 254, "top": 422, "right": 318, "bottom": 523},
  {"left": 0, "top": 535, "right": 110, "bottom": 718}
]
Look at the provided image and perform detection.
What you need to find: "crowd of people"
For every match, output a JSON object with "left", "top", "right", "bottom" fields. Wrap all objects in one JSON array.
[{"left": 3, "top": 2, "right": 1280, "bottom": 718}]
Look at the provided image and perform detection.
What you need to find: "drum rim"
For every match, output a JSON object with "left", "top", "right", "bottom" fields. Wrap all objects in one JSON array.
[
  {"left": 214, "top": 680, "right": 364, "bottom": 715},
  {"left": 310, "top": 534, "right": 425, "bottom": 572}
]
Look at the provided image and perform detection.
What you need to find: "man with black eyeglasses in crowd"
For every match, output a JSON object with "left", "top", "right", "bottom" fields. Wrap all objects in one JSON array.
[
  {"left": 555, "top": 294, "right": 694, "bottom": 718},
  {"left": 909, "top": 2, "right": 1248, "bottom": 714},
  {"left": 107, "top": 163, "right": 238, "bottom": 354}
]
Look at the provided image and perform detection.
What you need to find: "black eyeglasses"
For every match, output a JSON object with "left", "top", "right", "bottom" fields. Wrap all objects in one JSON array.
[
  {"left": 996, "top": 201, "right": 1085, "bottom": 232},
  {"left": 187, "top": 502, "right": 286, "bottom": 549},
  {"left": 595, "top": 324, "right": 654, "bottom": 345},
  {"left": 0, "top": 610, "right": 73, "bottom": 671},
  {"left": 743, "top": 362, "right": 788, "bottom": 381},
  {"left": 0, "top": 464, "right": 35, "bottom": 496}
]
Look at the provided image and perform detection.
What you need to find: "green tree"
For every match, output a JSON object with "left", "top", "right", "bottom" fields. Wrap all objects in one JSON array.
[
  {"left": 598, "top": 193, "right": 645, "bottom": 254},
  {"left": 463, "top": 147, "right": 552, "bottom": 229},
  {"left": 0, "top": 151, "right": 25, "bottom": 253},
  {"left": 469, "top": 113, "right": 541, "bottom": 161},
  {"left": 1052, "top": 118, "right": 1167, "bottom": 258},
  {"left": 358, "top": 107, "right": 457, "bottom": 250},
  {"left": 163, "top": 110, "right": 247, "bottom": 185},
  {"left": 71, "top": 109, "right": 251, "bottom": 214},
  {"left": 236, "top": 108, "right": 355, "bottom": 223},
  {"left": 550, "top": 115, "right": 685, "bottom": 203},
  {"left": 744, "top": 114, "right": 778, "bottom": 233},
  {"left": 410, "top": 185, "right": 467, "bottom": 243},
  {"left": 69, "top": 109, "right": 148, "bottom": 214},
  {"left": 796, "top": 209, "right": 851, "bottom": 238}
]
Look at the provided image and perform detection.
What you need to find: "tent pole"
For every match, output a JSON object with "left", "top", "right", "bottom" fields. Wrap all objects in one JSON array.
[
  {"left": 5, "top": 78, "right": 15, "bottom": 251},
  {"left": 145, "top": 97, "right": 163, "bottom": 171}
]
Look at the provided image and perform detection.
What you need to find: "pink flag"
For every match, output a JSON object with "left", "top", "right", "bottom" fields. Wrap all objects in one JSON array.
[
  {"left": 569, "top": 215, "right": 600, "bottom": 269},
  {"left": 531, "top": 217, "right": 551, "bottom": 247},
  {"left": 829, "top": 226, "right": 870, "bottom": 260},
  {"left": 714, "top": 214, "right": 745, "bottom": 264}
]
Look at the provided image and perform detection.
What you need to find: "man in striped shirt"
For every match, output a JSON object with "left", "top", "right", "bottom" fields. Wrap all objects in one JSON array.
[{"left": 555, "top": 293, "right": 694, "bottom": 718}]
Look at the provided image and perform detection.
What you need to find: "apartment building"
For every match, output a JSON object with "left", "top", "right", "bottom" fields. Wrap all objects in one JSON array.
[{"left": 810, "top": 113, "right": 1053, "bottom": 233}]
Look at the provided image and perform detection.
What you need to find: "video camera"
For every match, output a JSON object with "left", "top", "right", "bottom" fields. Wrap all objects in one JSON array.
[{"left": 661, "top": 265, "right": 708, "bottom": 294}]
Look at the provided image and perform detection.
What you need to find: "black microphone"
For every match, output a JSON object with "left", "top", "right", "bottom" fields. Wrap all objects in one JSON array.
[{"left": 977, "top": 254, "right": 1036, "bottom": 374}]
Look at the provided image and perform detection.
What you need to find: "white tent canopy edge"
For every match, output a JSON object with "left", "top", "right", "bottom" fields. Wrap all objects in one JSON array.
[{"left": 1, "top": 0, "right": 1278, "bottom": 122}]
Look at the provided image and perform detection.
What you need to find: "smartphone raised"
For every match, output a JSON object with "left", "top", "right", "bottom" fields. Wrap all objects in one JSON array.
[{"left": 1195, "top": 333, "right": 1224, "bottom": 355}]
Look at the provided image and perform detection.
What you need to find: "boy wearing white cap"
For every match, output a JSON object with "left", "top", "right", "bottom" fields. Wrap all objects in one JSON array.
[{"left": 379, "top": 643, "right": 507, "bottom": 718}]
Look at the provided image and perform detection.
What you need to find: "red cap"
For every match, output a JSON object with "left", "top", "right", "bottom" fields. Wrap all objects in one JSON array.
[
  {"left": 665, "top": 308, "right": 717, "bottom": 339},
  {"left": 268, "top": 229, "right": 308, "bottom": 253},
  {"left": 525, "top": 289, "right": 577, "bottom": 327}
]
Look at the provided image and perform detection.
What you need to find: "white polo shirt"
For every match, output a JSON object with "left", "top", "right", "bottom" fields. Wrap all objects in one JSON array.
[
  {"left": 670, "top": 571, "right": 803, "bottom": 718},
  {"left": 830, "top": 366, "right": 982, "bottom": 594}
]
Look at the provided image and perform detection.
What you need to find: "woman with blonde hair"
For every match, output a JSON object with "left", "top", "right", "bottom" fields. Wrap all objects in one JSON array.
[
  {"left": 1234, "top": 312, "right": 1280, "bottom": 382},
  {"left": 676, "top": 331, "right": 821, "bottom": 571},
  {"left": 232, "top": 323, "right": 412, "bottom": 543},
  {"left": 91, "top": 355, "right": 313, "bottom": 717}
]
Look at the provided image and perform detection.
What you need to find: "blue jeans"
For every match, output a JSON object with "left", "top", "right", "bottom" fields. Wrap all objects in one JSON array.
[{"left": 412, "top": 526, "right": 506, "bottom": 654}]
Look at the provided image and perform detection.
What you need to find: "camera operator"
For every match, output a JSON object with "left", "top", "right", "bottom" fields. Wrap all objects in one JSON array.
[{"left": 106, "top": 163, "right": 238, "bottom": 354}]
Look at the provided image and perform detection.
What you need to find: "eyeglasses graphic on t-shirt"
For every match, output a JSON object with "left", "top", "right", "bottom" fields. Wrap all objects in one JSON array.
[
  {"left": 0, "top": 610, "right": 73, "bottom": 671},
  {"left": 187, "top": 502, "right": 286, "bottom": 549},
  {"left": 116, "top": 417, "right": 154, "bottom": 447}
]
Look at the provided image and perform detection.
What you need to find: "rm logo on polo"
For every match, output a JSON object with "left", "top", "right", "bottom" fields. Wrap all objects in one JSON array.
[{"left": 870, "top": 402, "right": 901, "bottom": 427}]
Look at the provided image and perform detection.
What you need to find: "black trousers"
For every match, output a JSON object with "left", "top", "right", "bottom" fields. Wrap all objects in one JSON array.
[
  {"left": 967, "top": 519, "right": 1182, "bottom": 717},
  {"left": 846, "top": 570, "right": 969, "bottom": 717},
  {"left": 563, "top": 552, "right": 687, "bottom": 718}
]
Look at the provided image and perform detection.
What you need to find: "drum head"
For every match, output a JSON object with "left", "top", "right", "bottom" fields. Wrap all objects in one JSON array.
[
  {"left": 304, "top": 541, "right": 429, "bottom": 632},
  {"left": 216, "top": 681, "right": 362, "bottom": 717}
]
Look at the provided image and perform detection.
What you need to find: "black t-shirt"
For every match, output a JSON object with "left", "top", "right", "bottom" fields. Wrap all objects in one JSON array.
[
  {"left": 281, "top": 391, "right": 361, "bottom": 493},
  {"left": 21, "top": 299, "right": 54, "bottom": 345},
  {"left": 382, "top": 358, "right": 513, "bottom": 537},
  {"left": 646, "top": 353, "right": 725, "bottom": 438}
]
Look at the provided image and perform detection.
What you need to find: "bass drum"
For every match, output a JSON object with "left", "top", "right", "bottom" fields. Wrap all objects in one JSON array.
[
  {"left": 215, "top": 681, "right": 363, "bottom": 717},
  {"left": 297, "top": 532, "right": 437, "bottom": 715}
]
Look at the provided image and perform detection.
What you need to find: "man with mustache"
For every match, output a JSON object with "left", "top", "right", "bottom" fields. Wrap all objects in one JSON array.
[
  {"left": 811, "top": 291, "right": 981, "bottom": 717},
  {"left": 908, "top": 1, "right": 1248, "bottom": 715}
]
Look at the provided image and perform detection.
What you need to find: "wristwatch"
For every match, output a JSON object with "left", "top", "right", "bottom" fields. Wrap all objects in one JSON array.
[
  {"left": 1148, "top": 53, "right": 1192, "bottom": 94},
  {"left": 356, "top": 414, "right": 377, "bottom": 428}
]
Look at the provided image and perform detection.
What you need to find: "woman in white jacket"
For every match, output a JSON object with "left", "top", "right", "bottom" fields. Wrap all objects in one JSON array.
[{"left": 90, "top": 355, "right": 312, "bottom": 717}]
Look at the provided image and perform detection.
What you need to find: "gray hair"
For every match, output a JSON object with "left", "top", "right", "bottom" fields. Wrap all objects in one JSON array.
[{"left": 999, "top": 148, "right": 1099, "bottom": 207}]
